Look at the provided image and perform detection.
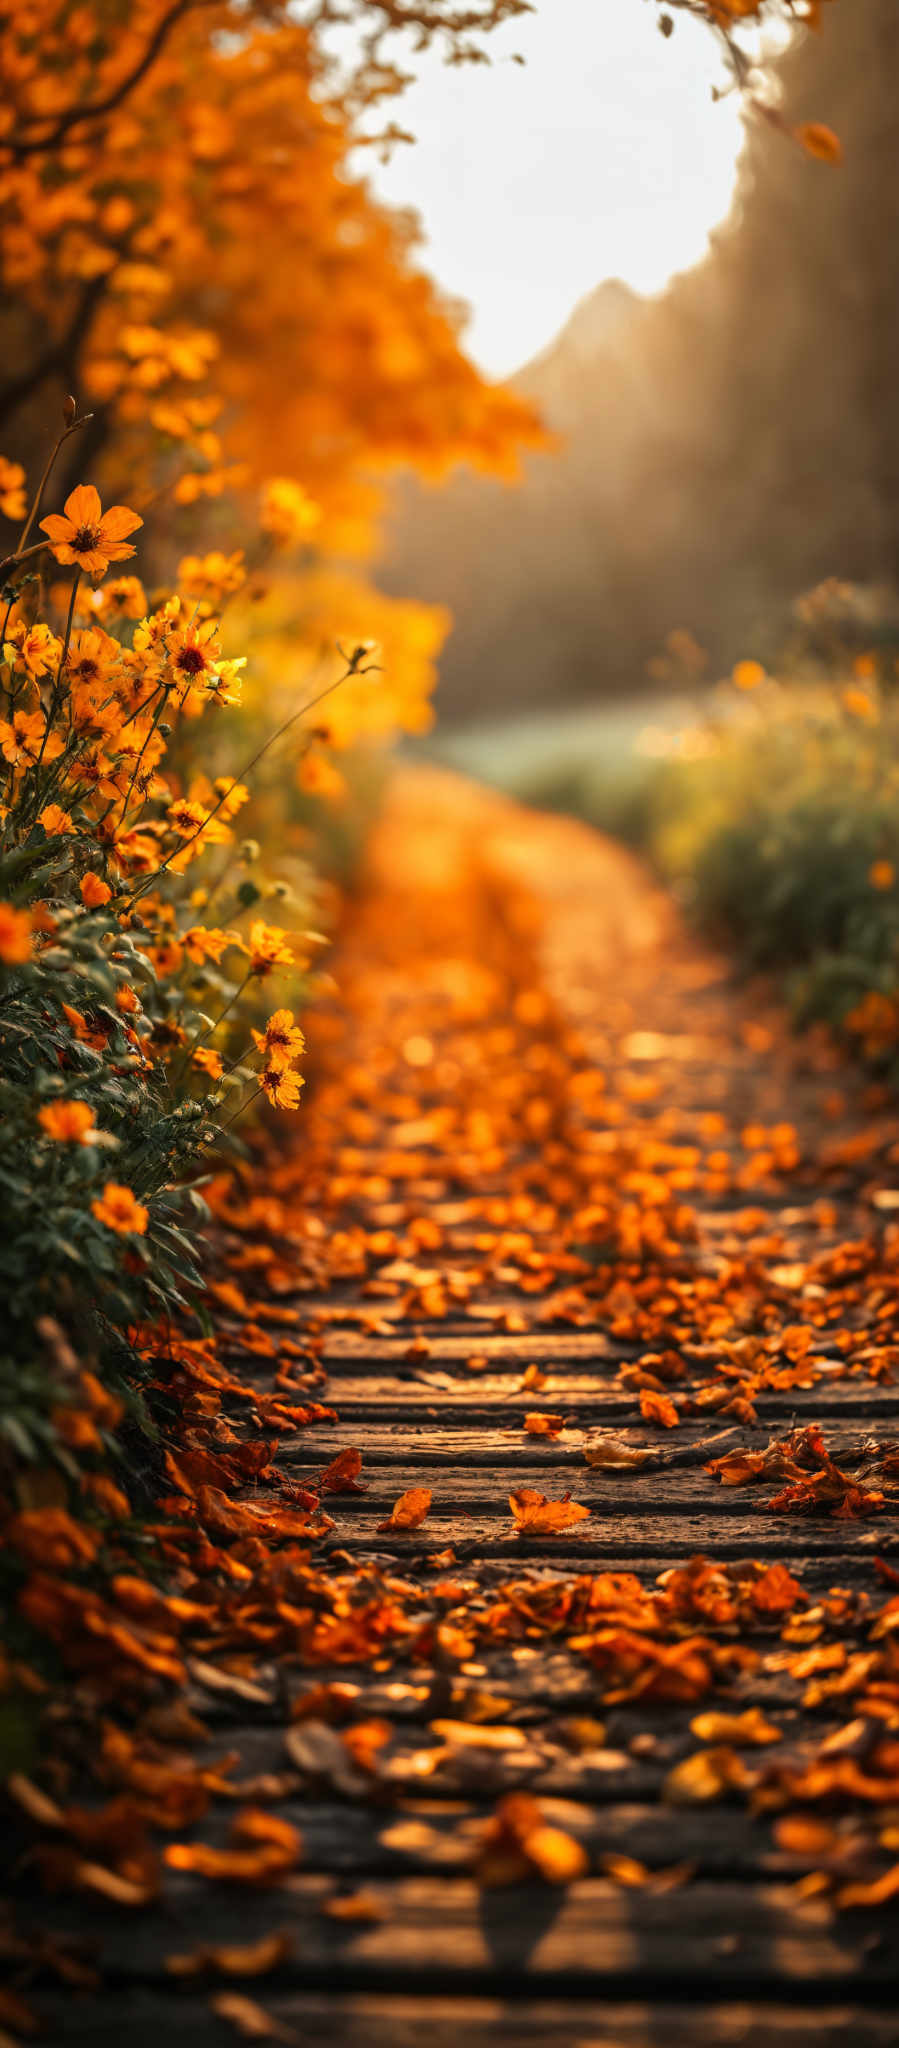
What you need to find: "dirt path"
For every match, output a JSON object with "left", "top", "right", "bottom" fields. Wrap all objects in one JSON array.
[{"left": 23, "top": 768, "right": 899, "bottom": 2044}]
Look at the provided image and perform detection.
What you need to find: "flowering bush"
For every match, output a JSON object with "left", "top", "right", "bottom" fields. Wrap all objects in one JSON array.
[{"left": 0, "top": 416, "right": 360, "bottom": 1491}]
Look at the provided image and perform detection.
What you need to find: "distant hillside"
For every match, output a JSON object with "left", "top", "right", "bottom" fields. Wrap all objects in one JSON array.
[{"left": 378, "top": 0, "right": 899, "bottom": 724}]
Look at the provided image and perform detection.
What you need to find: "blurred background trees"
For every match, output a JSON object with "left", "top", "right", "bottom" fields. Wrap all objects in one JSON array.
[{"left": 380, "top": 0, "right": 897, "bottom": 722}]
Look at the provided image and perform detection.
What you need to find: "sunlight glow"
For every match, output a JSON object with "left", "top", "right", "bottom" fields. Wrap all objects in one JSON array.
[{"left": 363, "top": 0, "right": 752, "bottom": 376}]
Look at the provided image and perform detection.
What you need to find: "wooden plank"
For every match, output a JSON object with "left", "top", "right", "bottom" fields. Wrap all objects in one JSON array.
[
  {"left": 20, "top": 1877, "right": 898, "bottom": 1990},
  {"left": 26, "top": 1990, "right": 899, "bottom": 2048},
  {"left": 280, "top": 1454, "right": 899, "bottom": 1523},
  {"left": 26, "top": 1991, "right": 899, "bottom": 2048},
  {"left": 300, "top": 1377, "right": 899, "bottom": 1420},
  {"left": 111, "top": 1796, "right": 865, "bottom": 1882},
  {"left": 318, "top": 1508, "right": 893, "bottom": 1558},
  {"left": 282, "top": 1418, "right": 885, "bottom": 1456}
]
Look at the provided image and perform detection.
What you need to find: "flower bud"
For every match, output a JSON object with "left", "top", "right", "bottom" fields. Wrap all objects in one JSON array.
[{"left": 63, "top": 395, "right": 77, "bottom": 426}]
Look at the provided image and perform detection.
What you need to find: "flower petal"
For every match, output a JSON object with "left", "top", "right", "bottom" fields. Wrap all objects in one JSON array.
[
  {"left": 98, "top": 505, "right": 143, "bottom": 541},
  {"left": 63, "top": 483, "right": 102, "bottom": 527},
  {"left": 39, "top": 514, "right": 75, "bottom": 542}
]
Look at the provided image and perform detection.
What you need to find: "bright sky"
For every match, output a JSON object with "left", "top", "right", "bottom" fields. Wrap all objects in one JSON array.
[{"left": 363, "top": 0, "right": 751, "bottom": 377}]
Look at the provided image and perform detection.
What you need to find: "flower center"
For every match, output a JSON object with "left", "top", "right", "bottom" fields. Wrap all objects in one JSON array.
[
  {"left": 177, "top": 645, "right": 206, "bottom": 674},
  {"left": 73, "top": 523, "right": 101, "bottom": 553}
]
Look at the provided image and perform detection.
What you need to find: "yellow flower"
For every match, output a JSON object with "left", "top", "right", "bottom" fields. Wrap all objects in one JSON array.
[
  {"left": 260, "top": 1064, "right": 304, "bottom": 1109},
  {"left": 177, "top": 551, "right": 246, "bottom": 601},
  {"left": 260, "top": 477, "right": 320, "bottom": 547},
  {"left": 37, "top": 805, "right": 74, "bottom": 836},
  {"left": 247, "top": 920, "right": 294, "bottom": 978},
  {"left": 251, "top": 1008, "right": 305, "bottom": 1068},
  {"left": 91, "top": 1182, "right": 149, "bottom": 1235},
  {"left": 0, "top": 901, "right": 31, "bottom": 965},
  {"left": 168, "top": 617, "right": 221, "bottom": 691},
  {"left": 38, "top": 1099, "right": 97, "bottom": 1143},
  {"left": 40, "top": 483, "right": 142, "bottom": 580},
  {"left": 0, "top": 455, "right": 27, "bottom": 523},
  {"left": 869, "top": 860, "right": 895, "bottom": 892}
]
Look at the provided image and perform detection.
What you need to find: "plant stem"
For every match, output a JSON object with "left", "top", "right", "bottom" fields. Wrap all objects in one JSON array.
[
  {"left": 16, "top": 413, "right": 94, "bottom": 554},
  {"left": 123, "top": 658, "right": 353, "bottom": 904},
  {"left": 29, "top": 571, "right": 80, "bottom": 795}
]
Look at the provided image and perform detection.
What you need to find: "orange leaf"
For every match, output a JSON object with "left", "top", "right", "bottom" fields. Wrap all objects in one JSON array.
[
  {"left": 376, "top": 1486, "right": 431, "bottom": 1531},
  {"left": 796, "top": 121, "right": 843, "bottom": 165},
  {"left": 320, "top": 1446, "right": 366, "bottom": 1494},
  {"left": 509, "top": 1488, "right": 590, "bottom": 1534},
  {"left": 639, "top": 1389, "right": 679, "bottom": 1429},
  {"left": 523, "top": 1412, "right": 566, "bottom": 1436}
]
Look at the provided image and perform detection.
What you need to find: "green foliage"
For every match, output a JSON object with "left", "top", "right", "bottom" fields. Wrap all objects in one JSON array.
[{"left": 517, "top": 677, "right": 899, "bottom": 1072}]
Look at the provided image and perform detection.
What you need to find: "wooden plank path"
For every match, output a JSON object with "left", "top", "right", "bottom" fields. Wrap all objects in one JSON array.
[{"left": 18, "top": 770, "right": 899, "bottom": 2045}]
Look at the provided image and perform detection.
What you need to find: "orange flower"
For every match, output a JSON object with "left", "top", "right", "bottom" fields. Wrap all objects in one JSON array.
[
  {"left": 869, "top": 860, "right": 895, "bottom": 892},
  {"left": 4, "top": 620, "right": 62, "bottom": 677},
  {"left": 732, "top": 659, "right": 765, "bottom": 691},
  {"left": 260, "top": 1064, "right": 304, "bottom": 1109},
  {"left": 65, "top": 626, "right": 120, "bottom": 689},
  {"left": 252, "top": 1008, "right": 305, "bottom": 1067},
  {"left": 40, "top": 483, "right": 142, "bottom": 581},
  {"left": 115, "top": 984, "right": 139, "bottom": 1016},
  {"left": 91, "top": 1182, "right": 149, "bottom": 1235},
  {"left": 0, "top": 709, "right": 63, "bottom": 768},
  {"left": 248, "top": 920, "right": 294, "bottom": 978},
  {"left": 166, "top": 798, "right": 208, "bottom": 839},
  {"left": 38, "top": 1099, "right": 97, "bottom": 1143},
  {"left": 0, "top": 901, "right": 31, "bottom": 965},
  {"left": 183, "top": 925, "right": 237, "bottom": 965},
  {"left": 0, "top": 455, "right": 26, "bottom": 522},
  {"left": 192, "top": 1047, "right": 224, "bottom": 1080},
  {"left": 91, "top": 574, "right": 146, "bottom": 620},
  {"left": 80, "top": 872, "right": 113, "bottom": 908},
  {"left": 37, "top": 804, "right": 74, "bottom": 836}
]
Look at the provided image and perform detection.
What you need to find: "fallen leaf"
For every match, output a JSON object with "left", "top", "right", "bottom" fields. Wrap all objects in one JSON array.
[
  {"left": 509, "top": 1488, "right": 590, "bottom": 1534},
  {"left": 639, "top": 1389, "right": 679, "bottom": 1429},
  {"left": 320, "top": 1446, "right": 366, "bottom": 1494},
  {"left": 376, "top": 1486, "right": 431, "bottom": 1532},
  {"left": 321, "top": 1889, "right": 385, "bottom": 1922},
  {"left": 583, "top": 1436, "right": 654, "bottom": 1469},
  {"left": 690, "top": 1707, "right": 782, "bottom": 1746},
  {"left": 167, "top": 1934, "right": 293, "bottom": 1979},
  {"left": 477, "top": 1793, "right": 588, "bottom": 1887}
]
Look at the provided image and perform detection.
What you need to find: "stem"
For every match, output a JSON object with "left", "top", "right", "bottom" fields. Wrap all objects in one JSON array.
[
  {"left": 176, "top": 968, "right": 253, "bottom": 1086},
  {"left": 124, "top": 658, "right": 352, "bottom": 903},
  {"left": 17, "top": 414, "right": 94, "bottom": 555},
  {"left": 29, "top": 572, "right": 80, "bottom": 793},
  {"left": 215, "top": 1084, "right": 262, "bottom": 1135}
]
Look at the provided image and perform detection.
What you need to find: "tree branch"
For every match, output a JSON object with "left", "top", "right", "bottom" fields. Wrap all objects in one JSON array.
[{"left": 4, "top": 0, "right": 209, "bottom": 159}]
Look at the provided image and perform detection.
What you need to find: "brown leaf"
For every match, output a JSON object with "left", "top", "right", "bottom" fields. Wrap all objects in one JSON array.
[
  {"left": 167, "top": 1934, "right": 293, "bottom": 1980},
  {"left": 210, "top": 1993, "right": 288, "bottom": 2041},
  {"left": 639, "top": 1389, "right": 679, "bottom": 1429},
  {"left": 320, "top": 1446, "right": 366, "bottom": 1494},
  {"left": 583, "top": 1436, "right": 653, "bottom": 1469}
]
